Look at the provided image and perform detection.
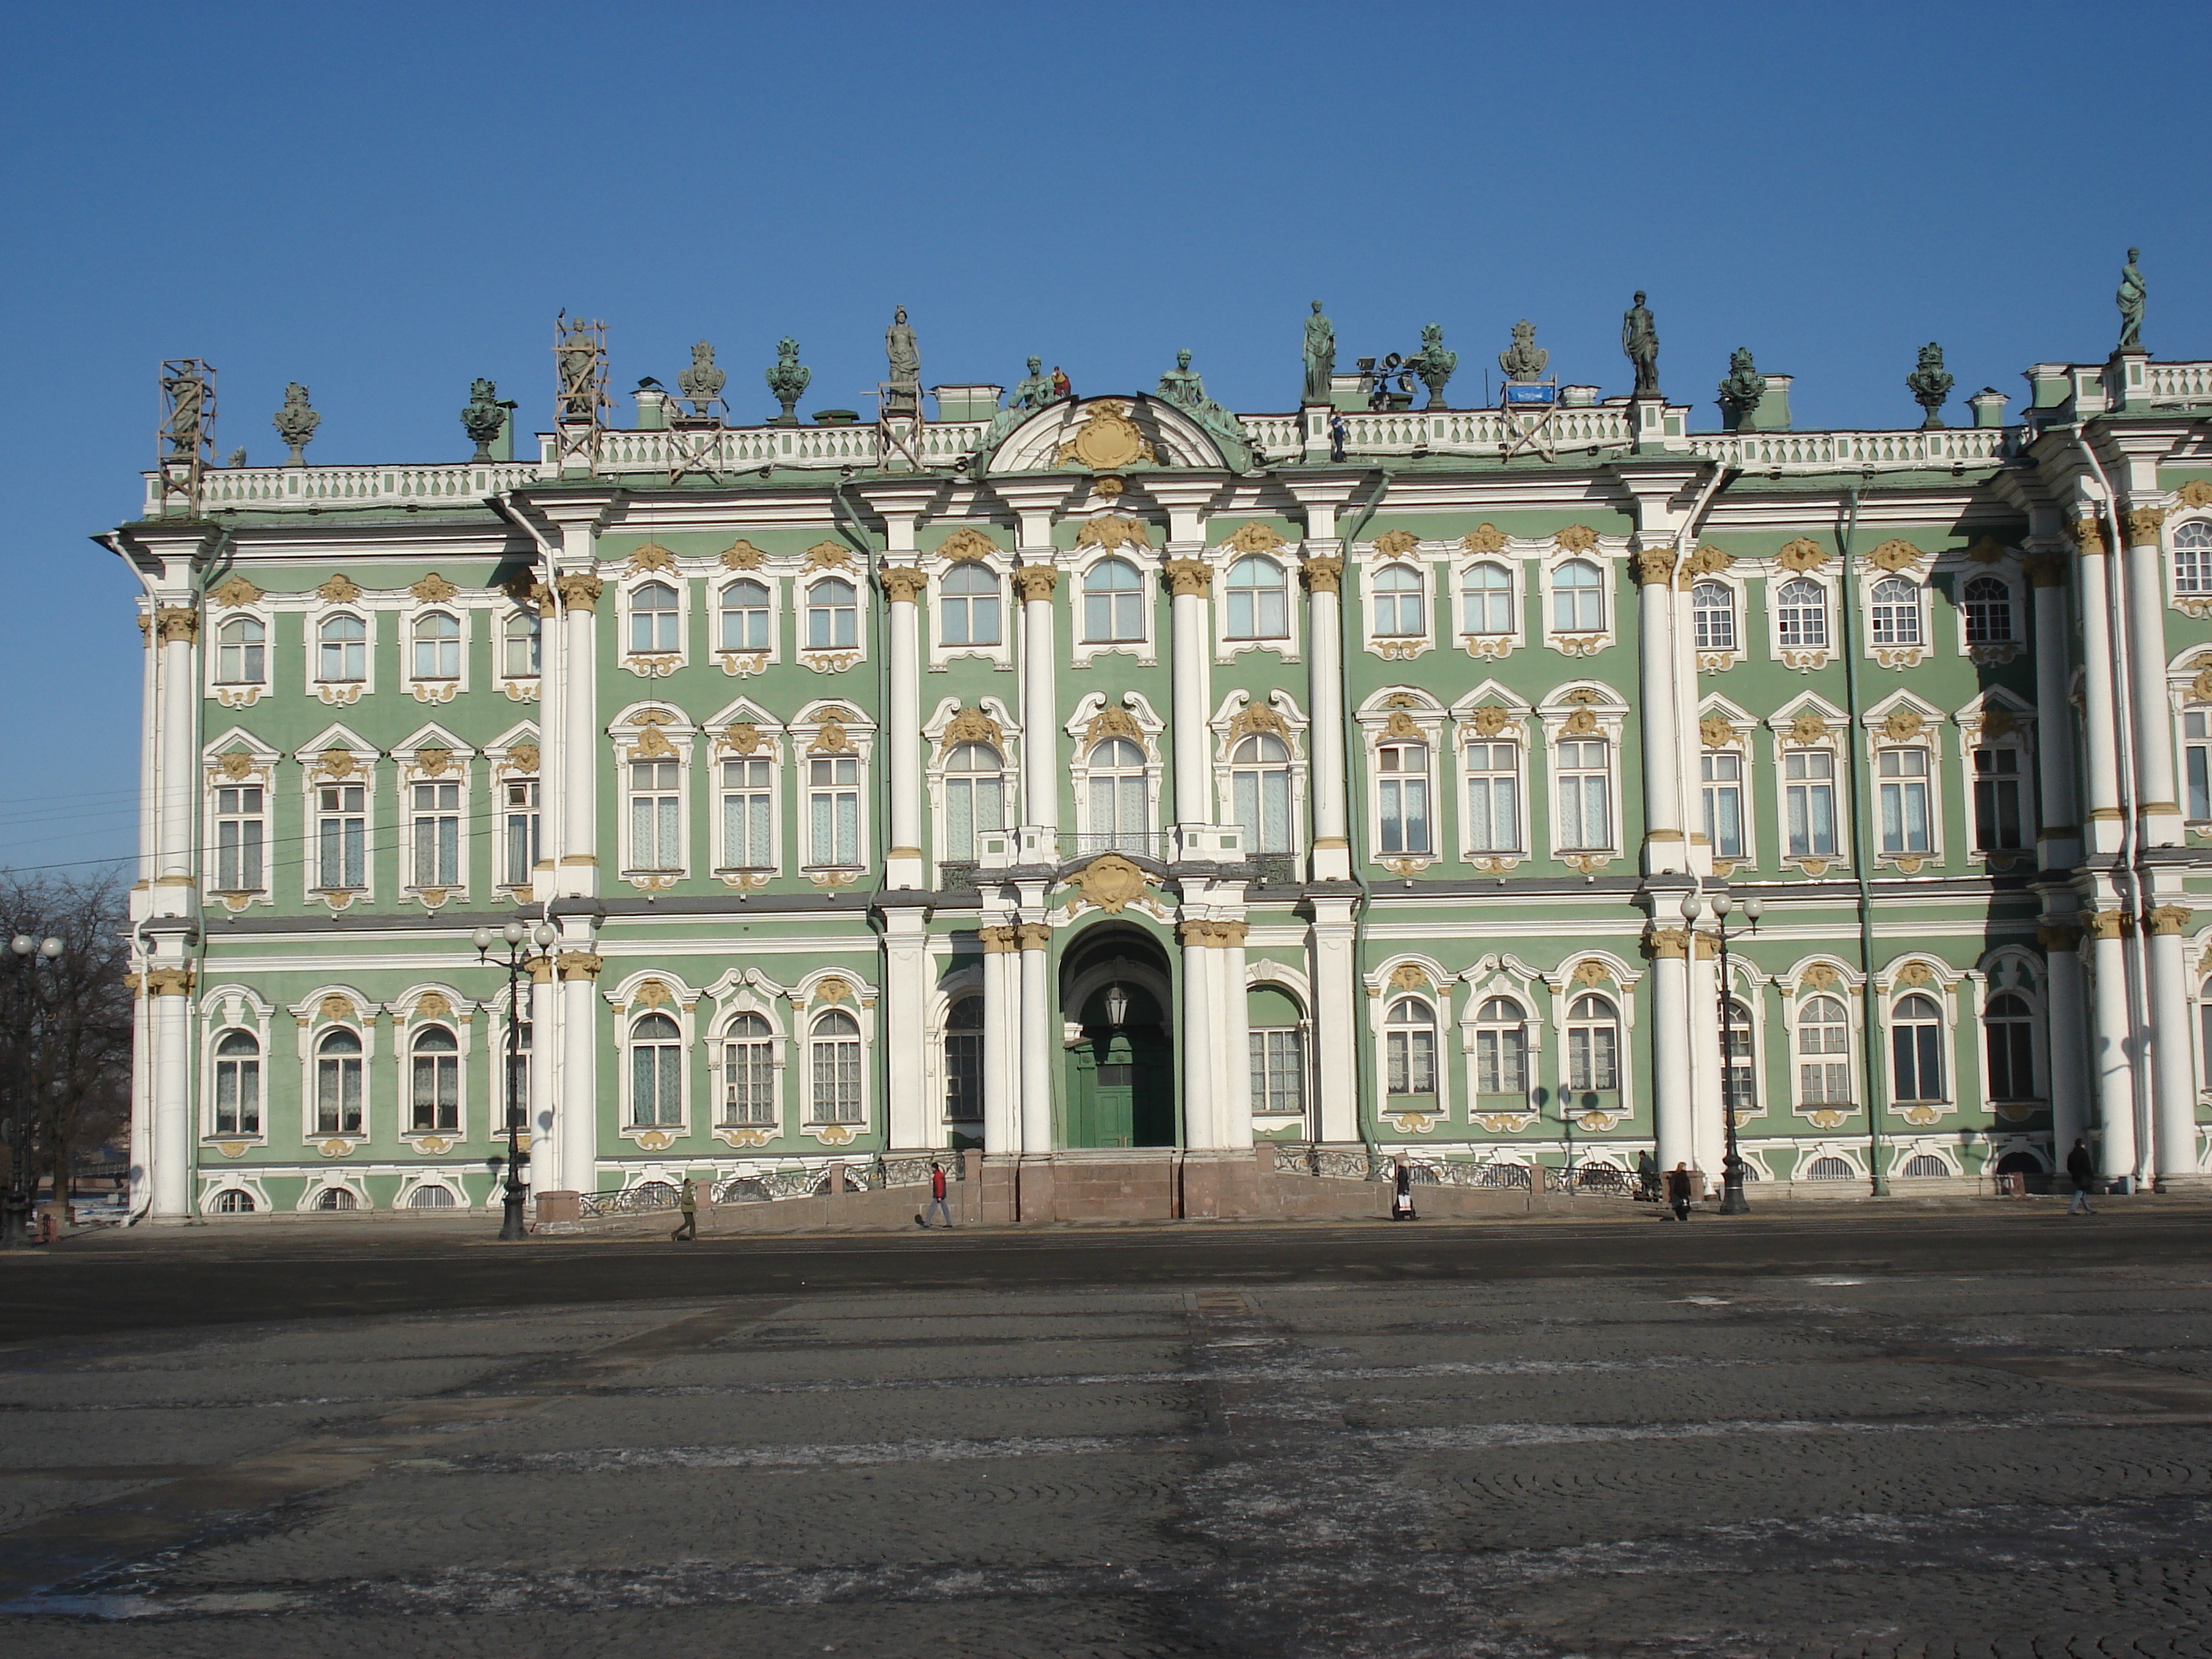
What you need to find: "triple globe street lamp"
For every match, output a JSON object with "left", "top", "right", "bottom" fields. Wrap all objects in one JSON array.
[
  {"left": 1678, "top": 889, "right": 1760, "bottom": 1217},
  {"left": 2, "top": 933, "right": 64, "bottom": 1250},
  {"left": 473, "top": 921, "right": 558, "bottom": 1241}
]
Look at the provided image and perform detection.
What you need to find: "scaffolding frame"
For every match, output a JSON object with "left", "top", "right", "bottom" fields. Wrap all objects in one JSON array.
[
  {"left": 552, "top": 313, "right": 610, "bottom": 474},
  {"left": 157, "top": 359, "right": 216, "bottom": 517}
]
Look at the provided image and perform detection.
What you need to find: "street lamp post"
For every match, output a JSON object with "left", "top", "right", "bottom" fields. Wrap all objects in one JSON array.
[
  {"left": 1681, "top": 889, "right": 1760, "bottom": 1216},
  {"left": 474, "top": 922, "right": 558, "bottom": 1242},
  {"left": 1, "top": 934, "right": 63, "bottom": 1250}
]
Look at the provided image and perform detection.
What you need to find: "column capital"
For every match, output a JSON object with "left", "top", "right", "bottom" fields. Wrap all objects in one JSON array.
[
  {"left": 145, "top": 965, "right": 196, "bottom": 997},
  {"left": 1163, "top": 558, "right": 1212, "bottom": 598},
  {"left": 2023, "top": 551, "right": 2069, "bottom": 588},
  {"left": 2126, "top": 504, "right": 2169, "bottom": 547},
  {"left": 2081, "top": 908, "right": 2130, "bottom": 940},
  {"left": 1013, "top": 563, "right": 1059, "bottom": 602},
  {"left": 1300, "top": 553, "right": 1344, "bottom": 594},
  {"left": 978, "top": 925, "right": 1019, "bottom": 954},
  {"left": 2072, "top": 517, "right": 2109, "bottom": 557},
  {"left": 2038, "top": 921, "right": 2083, "bottom": 952},
  {"left": 1013, "top": 921, "right": 1052, "bottom": 952},
  {"left": 555, "top": 571, "right": 604, "bottom": 610},
  {"left": 1177, "top": 918, "right": 1248, "bottom": 948},
  {"left": 880, "top": 565, "right": 927, "bottom": 603},
  {"left": 1630, "top": 546, "right": 1679, "bottom": 586},
  {"left": 154, "top": 605, "right": 200, "bottom": 644},
  {"left": 1641, "top": 926, "right": 1690, "bottom": 960},
  {"left": 2148, "top": 904, "right": 2194, "bottom": 937},
  {"left": 555, "top": 950, "right": 605, "bottom": 980}
]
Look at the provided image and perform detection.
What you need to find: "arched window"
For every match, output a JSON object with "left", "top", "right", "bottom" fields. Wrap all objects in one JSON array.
[
  {"left": 1464, "top": 738, "right": 1520, "bottom": 851},
  {"left": 631, "top": 580, "right": 680, "bottom": 654},
  {"left": 1474, "top": 996, "right": 1526, "bottom": 1096},
  {"left": 503, "top": 610, "right": 540, "bottom": 677},
  {"left": 630, "top": 1012, "right": 683, "bottom": 1127},
  {"left": 214, "top": 1188, "right": 255, "bottom": 1213},
  {"left": 1723, "top": 998, "right": 1756, "bottom": 1115},
  {"left": 317, "top": 614, "right": 366, "bottom": 682},
  {"left": 1804, "top": 1155, "right": 1855, "bottom": 1181},
  {"left": 721, "top": 1013, "right": 775, "bottom": 1126},
  {"left": 1557, "top": 737, "right": 1611, "bottom": 851},
  {"left": 313, "top": 1186, "right": 356, "bottom": 1211},
  {"left": 1377, "top": 738, "right": 1430, "bottom": 855},
  {"left": 1082, "top": 559, "right": 1144, "bottom": 643},
  {"left": 412, "top": 612, "right": 460, "bottom": 679},
  {"left": 1225, "top": 558, "right": 1288, "bottom": 640},
  {"left": 1961, "top": 576, "right": 2013, "bottom": 643},
  {"left": 1797, "top": 994, "right": 1851, "bottom": 1107},
  {"left": 409, "top": 1026, "right": 459, "bottom": 1132},
  {"left": 2174, "top": 520, "right": 2212, "bottom": 594},
  {"left": 216, "top": 616, "right": 266, "bottom": 683},
  {"left": 719, "top": 580, "right": 770, "bottom": 653},
  {"left": 406, "top": 1184, "right": 457, "bottom": 1208},
  {"left": 1692, "top": 581, "right": 1735, "bottom": 652},
  {"left": 1086, "top": 737, "right": 1148, "bottom": 851},
  {"left": 1566, "top": 994, "right": 1619, "bottom": 1094},
  {"left": 1229, "top": 733, "right": 1293, "bottom": 855},
  {"left": 943, "top": 742, "right": 1005, "bottom": 862},
  {"left": 1463, "top": 564, "right": 1514, "bottom": 635},
  {"left": 1891, "top": 991, "right": 1945, "bottom": 1103},
  {"left": 315, "top": 1027, "right": 364, "bottom": 1134},
  {"left": 1551, "top": 560, "right": 1604, "bottom": 633},
  {"left": 214, "top": 1030, "right": 260, "bottom": 1135},
  {"left": 1775, "top": 579, "right": 1827, "bottom": 649},
  {"left": 944, "top": 998, "right": 983, "bottom": 1121},
  {"left": 809, "top": 1009, "right": 862, "bottom": 1123},
  {"left": 1902, "top": 1152, "right": 1950, "bottom": 1178},
  {"left": 1870, "top": 577, "right": 1922, "bottom": 646},
  {"left": 940, "top": 563, "right": 1001, "bottom": 647},
  {"left": 806, "top": 578, "right": 859, "bottom": 650},
  {"left": 1372, "top": 565, "right": 1426, "bottom": 637},
  {"left": 1385, "top": 997, "right": 1436, "bottom": 1098},
  {"left": 1984, "top": 991, "right": 2035, "bottom": 1101}
]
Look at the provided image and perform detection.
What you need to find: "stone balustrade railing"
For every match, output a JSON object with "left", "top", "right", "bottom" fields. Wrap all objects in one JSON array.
[
  {"left": 1689, "top": 425, "right": 2016, "bottom": 471},
  {"left": 148, "top": 460, "right": 540, "bottom": 517},
  {"left": 2147, "top": 362, "right": 2212, "bottom": 403}
]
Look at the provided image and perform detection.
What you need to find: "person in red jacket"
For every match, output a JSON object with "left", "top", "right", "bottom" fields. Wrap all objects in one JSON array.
[{"left": 918, "top": 1159, "right": 954, "bottom": 1229}]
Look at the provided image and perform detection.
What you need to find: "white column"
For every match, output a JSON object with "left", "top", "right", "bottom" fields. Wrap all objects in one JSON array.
[
  {"left": 153, "top": 607, "right": 197, "bottom": 907},
  {"left": 1309, "top": 898, "right": 1359, "bottom": 1144},
  {"left": 1632, "top": 550, "right": 1685, "bottom": 874},
  {"left": 2148, "top": 904, "right": 2200, "bottom": 1185},
  {"left": 1017, "top": 921, "right": 1053, "bottom": 1153},
  {"left": 2074, "top": 528, "right": 2126, "bottom": 859},
  {"left": 2029, "top": 558, "right": 2081, "bottom": 866},
  {"left": 557, "top": 572, "right": 601, "bottom": 898},
  {"left": 558, "top": 948, "right": 601, "bottom": 1196},
  {"left": 981, "top": 928, "right": 1019, "bottom": 1154},
  {"left": 882, "top": 907, "right": 928, "bottom": 1149},
  {"left": 1216, "top": 921, "right": 1254, "bottom": 1150},
  {"left": 149, "top": 973, "right": 192, "bottom": 1220},
  {"left": 1305, "top": 551, "right": 1351, "bottom": 881},
  {"left": 884, "top": 569, "right": 925, "bottom": 888},
  {"left": 2125, "top": 511, "right": 2182, "bottom": 847},
  {"left": 127, "top": 981, "right": 151, "bottom": 1215},
  {"left": 1016, "top": 566, "right": 1059, "bottom": 835},
  {"left": 528, "top": 961, "right": 558, "bottom": 1187},
  {"left": 2086, "top": 912, "right": 2137, "bottom": 1183},
  {"left": 1648, "top": 931, "right": 1694, "bottom": 1172},
  {"left": 2042, "top": 923, "right": 2089, "bottom": 1169},
  {"left": 1688, "top": 936, "right": 1725, "bottom": 1181},
  {"left": 1166, "top": 559, "right": 1212, "bottom": 835},
  {"left": 1180, "top": 925, "right": 1217, "bottom": 1147}
]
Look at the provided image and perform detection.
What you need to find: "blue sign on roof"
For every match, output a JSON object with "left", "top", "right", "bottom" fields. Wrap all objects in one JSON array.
[{"left": 1503, "top": 384, "right": 1558, "bottom": 406}]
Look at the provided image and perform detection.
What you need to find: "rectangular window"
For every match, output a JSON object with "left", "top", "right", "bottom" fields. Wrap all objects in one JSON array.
[
  {"left": 811, "top": 1036, "right": 862, "bottom": 1122},
  {"left": 410, "top": 780, "right": 460, "bottom": 888},
  {"left": 809, "top": 756, "right": 860, "bottom": 866},
  {"left": 214, "top": 786, "right": 264, "bottom": 892},
  {"left": 1463, "top": 742, "right": 1520, "bottom": 851},
  {"left": 1231, "top": 767, "right": 1293, "bottom": 856},
  {"left": 1249, "top": 1028, "right": 1306, "bottom": 1115},
  {"left": 1556, "top": 739, "right": 1610, "bottom": 851},
  {"left": 947, "top": 771, "right": 1005, "bottom": 862},
  {"left": 316, "top": 783, "right": 365, "bottom": 890},
  {"left": 722, "top": 1038, "right": 775, "bottom": 1126},
  {"left": 945, "top": 1030, "right": 984, "bottom": 1120},
  {"left": 1972, "top": 749, "right": 2023, "bottom": 851},
  {"left": 1892, "top": 1023, "right": 1945, "bottom": 1101},
  {"left": 1723, "top": 1017, "right": 1755, "bottom": 1113},
  {"left": 504, "top": 780, "right": 540, "bottom": 887},
  {"left": 1785, "top": 749, "right": 1838, "bottom": 858},
  {"left": 316, "top": 1053, "right": 362, "bottom": 1133},
  {"left": 2188, "top": 712, "right": 2211, "bottom": 821},
  {"left": 1377, "top": 742, "right": 1430, "bottom": 855},
  {"left": 1568, "top": 1026, "right": 1619, "bottom": 1093},
  {"left": 720, "top": 757, "right": 774, "bottom": 869},
  {"left": 1386, "top": 1029, "right": 1436, "bottom": 1095},
  {"left": 1878, "top": 748, "right": 1932, "bottom": 855},
  {"left": 214, "top": 1053, "right": 260, "bottom": 1135},
  {"left": 411, "top": 1052, "right": 460, "bottom": 1132},
  {"left": 629, "top": 760, "right": 682, "bottom": 871},
  {"left": 1701, "top": 752, "right": 1745, "bottom": 859},
  {"left": 1476, "top": 1027, "right": 1526, "bottom": 1094}
]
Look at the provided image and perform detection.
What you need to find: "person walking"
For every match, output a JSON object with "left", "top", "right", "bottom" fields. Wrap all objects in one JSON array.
[
  {"left": 919, "top": 1159, "right": 954, "bottom": 1229},
  {"left": 1391, "top": 1159, "right": 1418, "bottom": 1221},
  {"left": 1636, "top": 1149, "right": 1659, "bottom": 1203},
  {"left": 2065, "top": 1137, "right": 2097, "bottom": 1216},
  {"left": 1665, "top": 1162, "right": 1694, "bottom": 1221},
  {"left": 670, "top": 1177, "right": 698, "bottom": 1243}
]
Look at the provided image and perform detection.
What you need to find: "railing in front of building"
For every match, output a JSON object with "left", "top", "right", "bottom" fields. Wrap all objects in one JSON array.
[
  {"left": 2146, "top": 361, "right": 2212, "bottom": 402},
  {"left": 1060, "top": 831, "right": 1174, "bottom": 861},
  {"left": 572, "top": 1153, "right": 960, "bottom": 1220},
  {"left": 1298, "top": 1146, "right": 1634, "bottom": 1196}
]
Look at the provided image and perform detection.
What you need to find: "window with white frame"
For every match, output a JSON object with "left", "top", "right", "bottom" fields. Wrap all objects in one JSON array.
[
  {"left": 1082, "top": 559, "right": 1144, "bottom": 643},
  {"left": 939, "top": 564, "right": 1001, "bottom": 647},
  {"left": 1474, "top": 996, "right": 1526, "bottom": 1095},
  {"left": 504, "top": 778, "right": 540, "bottom": 886},
  {"left": 2186, "top": 710, "right": 2212, "bottom": 821},
  {"left": 1785, "top": 749, "right": 1838, "bottom": 857},
  {"left": 722, "top": 1013, "right": 775, "bottom": 1126},
  {"left": 215, "top": 783, "right": 264, "bottom": 891},
  {"left": 1877, "top": 747, "right": 1932, "bottom": 855},
  {"left": 412, "top": 612, "right": 460, "bottom": 679},
  {"left": 1462, "top": 564, "right": 1514, "bottom": 635},
  {"left": 1775, "top": 578, "right": 1827, "bottom": 649},
  {"left": 216, "top": 616, "right": 266, "bottom": 683},
  {"left": 809, "top": 1009, "right": 862, "bottom": 1122},
  {"left": 315, "top": 1027, "right": 364, "bottom": 1133},
  {"left": 1229, "top": 734, "right": 1293, "bottom": 855},
  {"left": 943, "top": 742, "right": 1005, "bottom": 862},
  {"left": 1085, "top": 738, "right": 1148, "bottom": 851},
  {"left": 631, "top": 581, "right": 680, "bottom": 654},
  {"left": 503, "top": 611, "right": 540, "bottom": 677},
  {"left": 1463, "top": 741, "right": 1520, "bottom": 851},
  {"left": 1890, "top": 992, "right": 1945, "bottom": 1102},
  {"left": 1566, "top": 994, "right": 1620, "bottom": 1093},
  {"left": 316, "top": 782, "right": 365, "bottom": 890},
  {"left": 1384, "top": 996, "right": 1437, "bottom": 1097},
  {"left": 944, "top": 998, "right": 983, "bottom": 1121},
  {"left": 1961, "top": 577, "right": 2013, "bottom": 643},
  {"left": 629, "top": 759, "right": 682, "bottom": 872},
  {"left": 630, "top": 1012, "right": 683, "bottom": 1126},
  {"left": 1983, "top": 991, "right": 2034, "bottom": 1100},
  {"left": 719, "top": 580, "right": 771, "bottom": 652},
  {"left": 317, "top": 614, "right": 366, "bottom": 682},
  {"left": 214, "top": 1188, "right": 255, "bottom": 1213},
  {"left": 1870, "top": 577, "right": 1922, "bottom": 647},
  {"left": 1692, "top": 581, "right": 1736, "bottom": 652},
  {"left": 409, "top": 1026, "right": 460, "bottom": 1132},
  {"left": 1556, "top": 738, "right": 1611, "bottom": 851},
  {"left": 213, "top": 1030, "right": 260, "bottom": 1135},
  {"left": 1225, "top": 557, "right": 1289, "bottom": 641},
  {"left": 1972, "top": 748, "right": 2024, "bottom": 851},
  {"left": 1796, "top": 994, "right": 1851, "bottom": 1106},
  {"left": 808, "top": 754, "right": 861, "bottom": 867},
  {"left": 1723, "top": 998, "right": 1756, "bottom": 1114},
  {"left": 1551, "top": 560, "right": 1604, "bottom": 632},
  {"left": 1702, "top": 752, "right": 1745, "bottom": 859},
  {"left": 410, "top": 778, "right": 460, "bottom": 888},
  {"left": 1372, "top": 564, "right": 1426, "bottom": 637},
  {"left": 2176, "top": 521, "right": 2212, "bottom": 594},
  {"left": 805, "top": 579, "right": 858, "bottom": 650},
  {"left": 720, "top": 756, "right": 774, "bottom": 870},
  {"left": 1377, "top": 740, "right": 1430, "bottom": 855},
  {"left": 1249, "top": 1014, "right": 1305, "bottom": 1118}
]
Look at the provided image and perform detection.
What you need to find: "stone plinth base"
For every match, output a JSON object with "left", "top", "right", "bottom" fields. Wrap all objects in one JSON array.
[{"left": 535, "top": 1190, "right": 581, "bottom": 1225}]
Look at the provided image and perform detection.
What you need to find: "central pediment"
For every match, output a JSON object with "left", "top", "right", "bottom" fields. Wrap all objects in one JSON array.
[{"left": 983, "top": 394, "right": 1232, "bottom": 476}]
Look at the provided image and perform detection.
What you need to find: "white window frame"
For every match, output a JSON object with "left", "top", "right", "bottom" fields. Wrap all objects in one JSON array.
[
  {"left": 1362, "top": 559, "right": 1434, "bottom": 661},
  {"left": 1886, "top": 986, "right": 1952, "bottom": 1107},
  {"left": 2185, "top": 706, "right": 2212, "bottom": 825},
  {"left": 1701, "top": 748, "right": 1749, "bottom": 863},
  {"left": 1215, "top": 554, "right": 1301, "bottom": 663},
  {"left": 622, "top": 1005, "right": 691, "bottom": 1137},
  {"left": 302, "top": 1015, "right": 372, "bottom": 1141},
  {"left": 798, "top": 987, "right": 873, "bottom": 1141},
  {"left": 612, "top": 709, "right": 698, "bottom": 884},
  {"left": 1955, "top": 570, "right": 2022, "bottom": 663},
  {"left": 1785, "top": 980, "right": 1859, "bottom": 1119},
  {"left": 309, "top": 609, "right": 375, "bottom": 703},
  {"left": 1454, "top": 560, "right": 1522, "bottom": 660},
  {"left": 932, "top": 561, "right": 1012, "bottom": 669},
  {"left": 404, "top": 1022, "right": 467, "bottom": 1139},
  {"left": 300, "top": 742, "right": 375, "bottom": 902},
  {"left": 710, "top": 998, "right": 786, "bottom": 1140},
  {"left": 1458, "top": 732, "right": 1525, "bottom": 857},
  {"left": 800, "top": 574, "right": 863, "bottom": 666},
  {"left": 620, "top": 574, "right": 689, "bottom": 676},
  {"left": 1770, "top": 573, "right": 1834, "bottom": 670},
  {"left": 1559, "top": 991, "right": 1623, "bottom": 1103},
  {"left": 714, "top": 575, "right": 778, "bottom": 674},
  {"left": 2170, "top": 517, "right": 2212, "bottom": 610},
  {"left": 211, "top": 610, "right": 269, "bottom": 694},
  {"left": 203, "top": 1012, "right": 270, "bottom": 1143},
  {"left": 1546, "top": 557, "right": 1609, "bottom": 640},
  {"left": 1065, "top": 694, "right": 1165, "bottom": 856},
  {"left": 1539, "top": 689, "right": 1628, "bottom": 862},
  {"left": 405, "top": 608, "right": 467, "bottom": 699},
  {"left": 1071, "top": 553, "right": 1157, "bottom": 669},
  {"left": 1468, "top": 992, "right": 1535, "bottom": 1107},
  {"left": 1357, "top": 696, "right": 1445, "bottom": 869},
  {"left": 1867, "top": 575, "right": 1926, "bottom": 654},
  {"left": 498, "top": 607, "right": 543, "bottom": 698},
  {"left": 789, "top": 703, "right": 873, "bottom": 877}
]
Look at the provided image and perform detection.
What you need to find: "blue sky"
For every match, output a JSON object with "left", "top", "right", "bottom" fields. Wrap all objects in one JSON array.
[{"left": 1, "top": 0, "right": 2203, "bottom": 872}]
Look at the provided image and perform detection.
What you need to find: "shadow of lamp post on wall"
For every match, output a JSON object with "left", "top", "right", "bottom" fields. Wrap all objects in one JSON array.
[
  {"left": 1681, "top": 888, "right": 1761, "bottom": 1214},
  {"left": 473, "top": 922, "right": 558, "bottom": 1241}
]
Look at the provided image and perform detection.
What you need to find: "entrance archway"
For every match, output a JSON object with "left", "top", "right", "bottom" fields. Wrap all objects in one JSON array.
[{"left": 1060, "top": 924, "right": 1175, "bottom": 1148}]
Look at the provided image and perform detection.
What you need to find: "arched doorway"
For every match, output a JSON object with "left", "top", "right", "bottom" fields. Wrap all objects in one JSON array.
[{"left": 1060, "top": 924, "right": 1175, "bottom": 1148}]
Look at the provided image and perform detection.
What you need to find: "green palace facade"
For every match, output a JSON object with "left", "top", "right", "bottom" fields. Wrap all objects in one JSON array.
[{"left": 106, "top": 302, "right": 2212, "bottom": 1220}]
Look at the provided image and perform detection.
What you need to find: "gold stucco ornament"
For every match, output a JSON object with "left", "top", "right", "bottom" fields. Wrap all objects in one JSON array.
[{"left": 1056, "top": 401, "right": 1157, "bottom": 471}]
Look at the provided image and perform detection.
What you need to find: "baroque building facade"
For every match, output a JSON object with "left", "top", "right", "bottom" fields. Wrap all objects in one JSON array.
[{"left": 108, "top": 330, "right": 2212, "bottom": 1219}]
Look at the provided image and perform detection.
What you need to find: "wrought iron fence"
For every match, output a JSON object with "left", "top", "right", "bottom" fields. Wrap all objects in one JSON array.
[{"left": 1295, "top": 1148, "right": 1631, "bottom": 1196}]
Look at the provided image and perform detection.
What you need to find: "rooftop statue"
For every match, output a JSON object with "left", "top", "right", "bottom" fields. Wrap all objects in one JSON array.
[
  {"left": 159, "top": 363, "right": 209, "bottom": 461},
  {"left": 885, "top": 306, "right": 920, "bottom": 383},
  {"left": 2117, "top": 247, "right": 2145, "bottom": 353},
  {"left": 1621, "top": 292, "right": 1660, "bottom": 397},
  {"left": 1302, "top": 301, "right": 1335, "bottom": 404},
  {"left": 1157, "top": 347, "right": 1251, "bottom": 446},
  {"left": 677, "top": 339, "right": 727, "bottom": 416},
  {"left": 555, "top": 315, "right": 602, "bottom": 421},
  {"left": 973, "top": 356, "right": 1064, "bottom": 474},
  {"left": 460, "top": 378, "right": 507, "bottom": 461},
  {"left": 1497, "top": 319, "right": 1549, "bottom": 384},
  {"left": 1715, "top": 347, "right": 1767, "bottom": 431},
  {"left": 764, "top": 338, "right": 811, "bottom": 427},
  {"left": 1906, "top": 342, "right": 1954, "bottom": 430},
  {"left": 1412, "top": 323, "right": 1457, "bottom": 410},
  {"left": 272, "top": 382, "right": 320, "bottom": 465}
]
